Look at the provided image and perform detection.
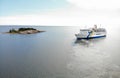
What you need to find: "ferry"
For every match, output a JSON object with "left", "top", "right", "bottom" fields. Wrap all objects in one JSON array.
[{"left": 75, "top": 25, "right": 107, "bottom": 39}]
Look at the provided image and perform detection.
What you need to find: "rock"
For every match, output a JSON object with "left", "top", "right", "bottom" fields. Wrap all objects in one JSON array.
[{"left": 7, "top": 28, "right": 45, "bottom": 34}]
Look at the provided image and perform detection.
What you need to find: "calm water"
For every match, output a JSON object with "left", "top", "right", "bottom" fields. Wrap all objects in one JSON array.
[{"left": 0, "top": 25, "right": 120, "bottom": 78}]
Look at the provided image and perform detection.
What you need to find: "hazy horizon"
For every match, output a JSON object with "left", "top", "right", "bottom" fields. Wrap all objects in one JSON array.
[{"left": 0, "top": 0, "right": 120, "bottom": 26}]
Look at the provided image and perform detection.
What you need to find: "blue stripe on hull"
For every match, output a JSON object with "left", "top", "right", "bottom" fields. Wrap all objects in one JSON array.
[{"left": 77, "top": 35, "right": 106, "bottom": 40}]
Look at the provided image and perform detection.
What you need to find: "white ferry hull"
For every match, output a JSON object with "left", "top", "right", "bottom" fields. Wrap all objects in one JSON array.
[
  {"left": 75, "top": 34, "right": 106, "bottom": 39},
  {"left": 75, "top": 29, "right": 106, "bottom": 39},
  {"left": 75, "top": 25, "right": 106, "bottom": 39}
]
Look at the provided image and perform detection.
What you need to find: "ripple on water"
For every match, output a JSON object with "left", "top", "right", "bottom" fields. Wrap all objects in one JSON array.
[{"left": 67, "top": 39, "right": 120, "bottom": 78}]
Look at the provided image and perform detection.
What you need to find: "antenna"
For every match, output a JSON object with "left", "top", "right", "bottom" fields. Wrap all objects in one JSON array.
[{"left": 99, "top": 24, "right": 101, "bottom": 28}]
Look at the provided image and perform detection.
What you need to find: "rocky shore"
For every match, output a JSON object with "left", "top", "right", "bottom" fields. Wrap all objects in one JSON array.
[{"left": 7, "top": 28, "right": 45, "bottom": 34}]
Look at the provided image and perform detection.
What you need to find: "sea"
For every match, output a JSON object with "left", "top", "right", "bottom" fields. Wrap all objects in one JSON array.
[{"left": 0, "top": 25, "right": 120, "bottom": 78}]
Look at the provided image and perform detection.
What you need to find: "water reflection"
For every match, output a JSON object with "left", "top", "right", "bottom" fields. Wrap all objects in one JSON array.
[
  {"left": 74, "top": 37, "right": 106, "bottom": 47},
  {"left": 0, "top": 26, "right": 120, "bottom": 78},
  {"left": 68, "top": 37, "right": 120, "bottom": 78}
]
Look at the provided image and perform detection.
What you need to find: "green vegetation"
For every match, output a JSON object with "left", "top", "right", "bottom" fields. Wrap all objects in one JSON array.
[
  {"left": 9, "top": 28, "right": 18, "bottom": 33},
  {"left": 18, "top": 28, "right": 36, "bottom": 31},
  {"left": 8, "top": 28, "right": 44, "bottom": 34}
]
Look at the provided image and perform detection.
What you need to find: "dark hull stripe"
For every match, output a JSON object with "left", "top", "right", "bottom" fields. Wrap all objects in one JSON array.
[{"left": 77, "top": 35, "right": 106, "bottom": 40}]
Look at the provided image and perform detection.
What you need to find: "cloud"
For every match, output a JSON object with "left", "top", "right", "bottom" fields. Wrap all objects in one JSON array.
[
  {"left": 0, "top": 13, "right": 119, "bottom": 26},
  {"left": 0, "top": 14, "right": 79, "bottom": 26},
  {"left": 0, "top": 4, "right": 120, "bottom": 26},
  {"left": 66, "top": 0, "right": 120, "bottom": 9}
]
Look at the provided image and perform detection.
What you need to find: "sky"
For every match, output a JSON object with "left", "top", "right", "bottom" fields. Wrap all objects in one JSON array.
[{"left": 0, "top": 0, "right": 120, "bottom": 26}]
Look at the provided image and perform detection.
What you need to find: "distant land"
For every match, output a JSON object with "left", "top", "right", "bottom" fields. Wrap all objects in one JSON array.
[{"left": 6, "top": 28, "right": 45, "bottom": 34}]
